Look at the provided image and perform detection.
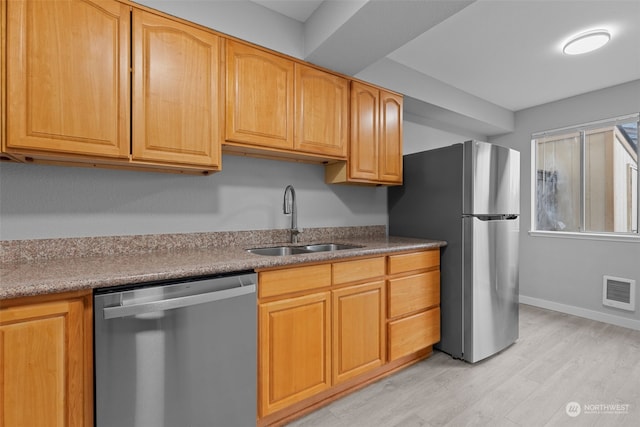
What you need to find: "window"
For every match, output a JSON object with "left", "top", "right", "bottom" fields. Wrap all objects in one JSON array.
[{"left": 533, "top": 114, "right": 639, "bottom": 236}]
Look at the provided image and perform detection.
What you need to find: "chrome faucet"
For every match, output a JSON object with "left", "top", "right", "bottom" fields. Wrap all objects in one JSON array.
[{"left": 283, "top": 185, "right": 300, "bottom": 243}]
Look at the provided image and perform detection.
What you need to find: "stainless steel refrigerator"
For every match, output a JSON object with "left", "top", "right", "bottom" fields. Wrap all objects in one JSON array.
[{"left": 388, "top": 140, "right": 520, "bottom": 363}]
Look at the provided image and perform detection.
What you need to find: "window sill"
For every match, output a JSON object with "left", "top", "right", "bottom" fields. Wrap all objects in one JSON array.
[{"left": 529, "top": 230, "right": 640, "bottom": 243}]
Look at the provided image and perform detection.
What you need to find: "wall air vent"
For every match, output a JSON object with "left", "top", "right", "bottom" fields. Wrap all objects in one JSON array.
[{"left": 602, "top": 276, "right": 636, "bottom": 311}]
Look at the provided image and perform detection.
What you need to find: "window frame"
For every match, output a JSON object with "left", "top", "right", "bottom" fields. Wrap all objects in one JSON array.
[{"left": 530, "top": 113, "right": 640, "bottom": 241}]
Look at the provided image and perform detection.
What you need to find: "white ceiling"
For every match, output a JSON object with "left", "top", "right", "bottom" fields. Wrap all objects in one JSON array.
[
  {"left": 251, "top": 0, "right": 640, "bottom": 115},
  {"left": 252, "top": 0, "right": 323, "bottom": 22}
]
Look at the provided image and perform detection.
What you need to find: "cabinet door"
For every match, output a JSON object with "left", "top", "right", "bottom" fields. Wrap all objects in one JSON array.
[
  {"left": 0, "top": 291, "right": 92, "bottom": 427},
  {"left": 258, "top": 292, "right": 331, "bottom": 416},
  {"left": 332, "top": 281, "right": 385, "bottom": 384},
  {"left": 226, "top": 40, "right": 294, "bottom": 149},
  {"left": 6, "top": 0, "right": 129, "bottom": 158},
  {"left": 379, "top": 91, "right": 403, "bottom": 183},
  {"left": 349, "top": 81, "right": 379, "bottom": 180},
  {"left": 294, "top": 64, "right": 348, "bottom": 157},
  {"left": 132, "top": 10, "right": 221, "bottom": 167}
]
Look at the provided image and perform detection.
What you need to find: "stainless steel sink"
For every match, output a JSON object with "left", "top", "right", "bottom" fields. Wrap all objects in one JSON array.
[
  {"left": 247, "top": 243, "right": 362, "bottom": 256},
  {"left": 302, "top": 243, "right": 362, "bottom": 252},
  {"left": 247, "top": 246, "right": 312, "bottom": 256}
]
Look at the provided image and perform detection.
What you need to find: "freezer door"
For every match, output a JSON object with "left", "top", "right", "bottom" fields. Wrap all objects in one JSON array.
[
  {"left": 463, "top": 216, "right": 519, "bottom": 363},
  {"left": 463, "top": 140, "right": 520, "bottom": 215}
]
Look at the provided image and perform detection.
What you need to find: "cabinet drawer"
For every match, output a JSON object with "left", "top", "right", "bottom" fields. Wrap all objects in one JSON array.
[
  {"left": 333, "top": 257, "right": 385, "bottom": 285},
  {"left": 388, "top": 250, "right": 439, "bottom": 275},
  {"left": 388, "top": 271, "right": 440, "bottom": 319},
  {"left": 259, "top": 264, "right": 331, "bottom": 298},
  {"left": 388, "top": 307, "right": 440, "bottom": 361}
]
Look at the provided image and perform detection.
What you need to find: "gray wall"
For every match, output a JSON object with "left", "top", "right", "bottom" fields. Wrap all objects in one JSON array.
[
  {"left": 0, "top": 0, "right": 389, "bottom": 241},
  {"left": 0, "top": 118, "right": 463, "bottom": 241},
  {"left": 0, "top": 120, "right": 475, "bottom": 240},
  {"left": 0, "top": 0, "right": 462, "bottom": 241},
  {"left": 0, "top": 155, "right": 386, "bottom": 240},
  {"left": 490, "top": 80, "right": 640, "bottom": 330}
]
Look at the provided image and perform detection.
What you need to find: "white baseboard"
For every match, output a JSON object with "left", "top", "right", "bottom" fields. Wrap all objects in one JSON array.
[{"left": 519, "top": 295, "right": 640, "bottom": 331}]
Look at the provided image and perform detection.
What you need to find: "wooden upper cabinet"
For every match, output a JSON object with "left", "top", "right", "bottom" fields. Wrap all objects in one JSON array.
[
  {"left": 326, "top": 81, "right": 403, "bottom": 185},
  {"left": 132, "top": 9, "right": 221, "bottom": 167},
  {"left": 225, "top": 40, "right": 294, "bottom": 150},
  {"left": 294, "top": 64, "right": 348, "bottom": 158},
  {"left": 5, "top": 0, "right": 129, "bottom": 158},
  {"left": 349, "top": 81, "right": 380, "bottom": 181},
  {"left": 0, "top": 291, "right": 93, "bottom": 427},
  {"left": 379, "top": 91, "right": 403, "bottom": 183}
]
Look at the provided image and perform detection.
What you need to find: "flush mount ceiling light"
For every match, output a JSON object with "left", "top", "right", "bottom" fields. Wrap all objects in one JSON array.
[{"left": 563, "top": 29, "right": 611, "bottom": 55}]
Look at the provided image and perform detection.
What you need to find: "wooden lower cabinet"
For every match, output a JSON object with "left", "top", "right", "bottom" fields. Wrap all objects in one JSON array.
[
  {"left": 332, "top": 281, "right": 385, "bottom": 384},
  {"left": 258, "top": 291, "right": 332, "bottom": 417},
  {"left": 259, "top": 264, "right": 331, "bottom": 299},
  {"left": 388, "top": 249, "right": 440, "bottom": 275},
  {"left": 389, "top": 307, "right": 441, "bottom": 361},
  {"left": 0, "top": 290, "right": 93, "bottom": 427},
  {"left": 387, "top": 249, "right": 441, "bottom": 361},
  {"left": 388, "top": 270, "right": 440, "bottom": 319},
  {"left": 258, "top": 250, "right": 440, "bottom": 426}
]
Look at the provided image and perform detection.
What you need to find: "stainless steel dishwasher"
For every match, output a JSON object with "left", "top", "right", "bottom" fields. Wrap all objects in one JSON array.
[{"left": 94, "top": 272, "right": 257, "bottom": 427}]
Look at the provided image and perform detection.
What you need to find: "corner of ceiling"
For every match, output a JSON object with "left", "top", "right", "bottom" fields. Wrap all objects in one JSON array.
[{"left": 356, "top": 58, "right": 515, "bottom": 138}]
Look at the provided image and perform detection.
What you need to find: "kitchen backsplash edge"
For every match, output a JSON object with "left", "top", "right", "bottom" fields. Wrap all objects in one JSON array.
[{"left": 0, "top": 225, "right": 387, "bottom": 264}]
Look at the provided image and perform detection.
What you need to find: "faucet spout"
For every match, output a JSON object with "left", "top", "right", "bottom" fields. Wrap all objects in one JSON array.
[{"left": 283, "top": 185, "right": 299, "bottom": 243}]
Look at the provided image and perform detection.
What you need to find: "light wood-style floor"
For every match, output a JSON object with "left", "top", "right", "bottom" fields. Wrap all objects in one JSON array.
[{"left": 287, "top": 304, "right": 640, "bottom": 427}]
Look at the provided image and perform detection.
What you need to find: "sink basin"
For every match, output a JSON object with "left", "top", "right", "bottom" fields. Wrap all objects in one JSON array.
[
  {"left": 303, "top": 243, "right": 362, "bottom": 252},
  {"left": 247, "top": 246, "right": 312, "bottom": 256},
  {"left": 247, "top": 243, "right": 363, "bottom": 256}
]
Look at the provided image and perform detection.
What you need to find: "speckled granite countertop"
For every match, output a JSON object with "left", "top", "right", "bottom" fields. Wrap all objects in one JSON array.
[{"left": 0, "top": 227, "right": 446, "bottom": 300}]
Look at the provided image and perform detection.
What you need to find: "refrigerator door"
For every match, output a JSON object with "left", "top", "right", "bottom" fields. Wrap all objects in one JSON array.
[
  {"left": 463, "top": 216, "right": 519, "bottom": 363},
  {"left": 463, "top": 140, "right": 520, "bottom": 215}
]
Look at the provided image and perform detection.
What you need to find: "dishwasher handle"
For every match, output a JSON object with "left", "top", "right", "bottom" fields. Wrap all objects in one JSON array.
[{"left": 103, "top": 283, "right": 256, "bottom": 320}]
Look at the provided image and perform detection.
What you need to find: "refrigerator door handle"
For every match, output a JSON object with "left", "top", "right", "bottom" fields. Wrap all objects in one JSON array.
[{"left": 464, "top": 214, "right": 519, "bottom": 221}]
